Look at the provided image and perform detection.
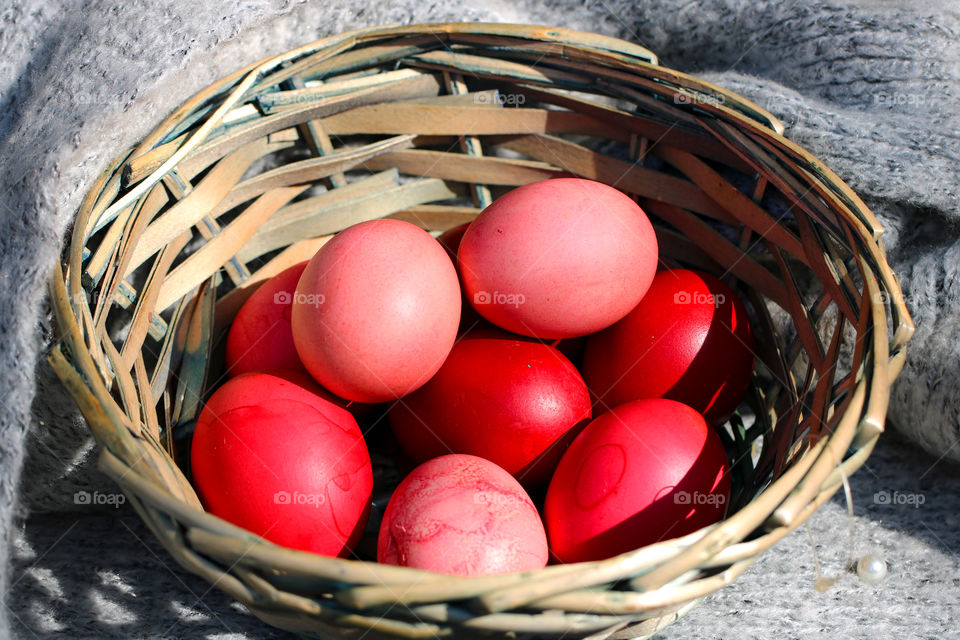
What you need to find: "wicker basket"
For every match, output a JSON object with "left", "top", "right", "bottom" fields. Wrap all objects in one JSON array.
[{"left": 49, "top": 23, "right": 914, "bottom": 640}]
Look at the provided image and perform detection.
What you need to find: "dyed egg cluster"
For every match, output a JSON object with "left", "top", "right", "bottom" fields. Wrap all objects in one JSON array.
[{"left": 191, "top": 178, "right": 755, "bottom": 574}]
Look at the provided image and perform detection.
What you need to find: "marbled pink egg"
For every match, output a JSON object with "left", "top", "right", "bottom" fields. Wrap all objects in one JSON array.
[
  {"left": 377, "top": 454, "right": 548, "bottom": 575},
  {"left": 292, "top": 219, "right": 461, "bottom": 402}
]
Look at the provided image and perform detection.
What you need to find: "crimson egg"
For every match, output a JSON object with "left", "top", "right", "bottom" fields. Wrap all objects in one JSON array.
[
  {"left": 583, "top": 269, "right": 754, "bottom": 423},
  {"left": 544, "top": 399, "right": 730, "bottom": 563},
  {"left": 388, "top": 332, "right": 591, "bottom": 487},
  {"left": 191, "top": 372, "right": 372, "bottom": 557},
  {"left": 225, "top": 261, "right": 308, "bottom": 377}
]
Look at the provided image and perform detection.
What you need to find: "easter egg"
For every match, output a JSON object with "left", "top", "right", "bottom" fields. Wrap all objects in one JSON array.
[
  {"left": 544, "top": 399, "right": 730, "bottom": 563},
  {"left": 292, "top": 219, "right": 461, "bottom": 403},
  {"left": 377, "top": 454, "right": 548, "bottom": 575},
  {"left": 583, "top": 269, "right": 754, "bottom": 423},
  {"left": 259, "top": 367, "right": 378, "bottom": 419},
  {"left": 225, "top": 261, "right": 308, "bottom": 377},
  {"left": 458, "top": 178, "right": 658, "bottom": 338},
  {"left": 190, "top": 372, "right": 373, "bottom": 557},
  {"left": 437, "top": 222, "right": 486, "bottom": 332},
  {"left": 388, "top": 332, "right": 591, "bottom": 487}
]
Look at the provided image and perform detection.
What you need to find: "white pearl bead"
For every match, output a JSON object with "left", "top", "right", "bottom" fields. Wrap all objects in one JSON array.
[{"left": 856, "top": 553, "right": 887, "bottom": 584}]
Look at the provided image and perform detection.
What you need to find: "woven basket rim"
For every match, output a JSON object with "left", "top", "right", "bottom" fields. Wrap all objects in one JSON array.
[{"left": 49, "top": 21, "right": 915, "bottom": 638}]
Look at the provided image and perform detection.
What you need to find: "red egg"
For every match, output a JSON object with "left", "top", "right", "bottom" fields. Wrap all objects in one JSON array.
[
  {"left": 437, "top": 222, "right": 487, "bottom": 332},
  {"left": 225, "top": 261, "right": 308, "bottom": 377},
  {"left": 378, "top": 454, "right": 548, "bottom": 575},
  {"left": 388, "top": 332, "right": 591, "bottom": 487},
  {"left": 436, "top": 222, "right": 470, "bottom": 260},
  {"left": 292, "top": 219, "right": 461, "bottom": 403},
  {"left": 583, "top": 269, "right": 754, "bottom": 423},
  {"left": 191, "top": 372, "right": 373, "bottom": 557},
  {"left": 259, "top": 367, "right": 378, "bottom": 419},
  {"left": 458, "top": 178, "right": 658, "bottom": 338},
  {"left": 544, "top": 399, "right": 730, "bottom": 563}
]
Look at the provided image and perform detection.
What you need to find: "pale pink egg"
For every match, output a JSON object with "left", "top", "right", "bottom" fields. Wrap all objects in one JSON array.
[
  {"left": 458, "top": 178, "right": 658, "bottom": 338},
  {"left": 291, "top": 219, "right": 461, "bottom": 403}
]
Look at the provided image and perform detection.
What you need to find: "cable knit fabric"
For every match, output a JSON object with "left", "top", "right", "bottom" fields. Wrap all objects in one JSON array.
[{"left": 2, "top": 0, "right": 959, "bottom": 638}]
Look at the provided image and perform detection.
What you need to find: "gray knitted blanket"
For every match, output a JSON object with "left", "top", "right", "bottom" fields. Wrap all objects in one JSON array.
[{"left": 3, "top": 1, "right": 959, "bottom": 638}]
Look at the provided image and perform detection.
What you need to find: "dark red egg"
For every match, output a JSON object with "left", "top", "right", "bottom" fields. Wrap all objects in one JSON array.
[
  {"left": 225, "top": 261, "right": 308, "bottom": 377},
  {"left": 437, "top": 222, "right": 487, "bottom": 333},
  {"left": 388, "top": 333, "right": 591, "bottom": 487},
  {"left": 544, "top": 399, "right": 730, "bottom": 563},
  {"left": 583, "top": 269, "right": 754, "bottom": 423},
  {"left": 190, "top": 372, "right": 373, "bottom": 557}
]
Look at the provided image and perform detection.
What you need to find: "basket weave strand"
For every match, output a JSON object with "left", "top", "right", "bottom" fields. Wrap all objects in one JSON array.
[{"left": 49, "top": 22, "right": 912, "bottom": 640}]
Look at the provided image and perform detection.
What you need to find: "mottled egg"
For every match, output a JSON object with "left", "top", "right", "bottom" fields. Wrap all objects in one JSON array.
[{"left": 378, "top": 454, "right": 548, "bottom": 575}]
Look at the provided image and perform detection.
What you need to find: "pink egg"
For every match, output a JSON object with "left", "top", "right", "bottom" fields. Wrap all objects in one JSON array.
[
  {"left": 458, "top": 178, "right": 658, "bottom": 338},
  {"left": 292, "top": 219, "right": 461, "bottom": 403},
  {"left": 377, "top": 454, "right": 548, "bottom": 576},
  {"left": 225, "top": 261, "right": 308, "bottom": 377}
]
